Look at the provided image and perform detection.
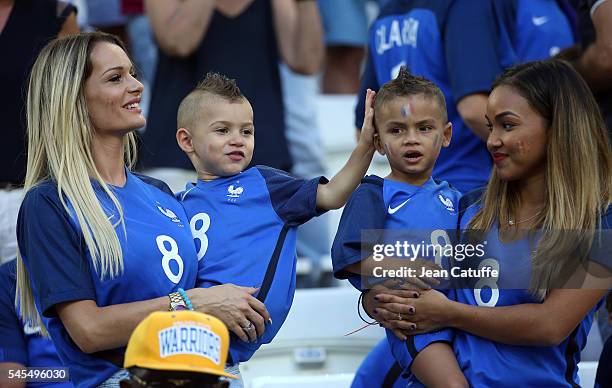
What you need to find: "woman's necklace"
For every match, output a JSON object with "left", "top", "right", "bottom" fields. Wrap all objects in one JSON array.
[{"left": 508, "top": 208, "right": 544, "bottom": 226}]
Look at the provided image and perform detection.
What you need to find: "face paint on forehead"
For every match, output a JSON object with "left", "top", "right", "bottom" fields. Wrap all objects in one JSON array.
[{"left": 400, "top": 103, "right": 411, "bottom": 118}]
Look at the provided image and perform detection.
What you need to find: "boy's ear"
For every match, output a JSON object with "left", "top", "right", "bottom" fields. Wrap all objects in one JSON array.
[
  {"left": 442, "top": 122, "right": 452, "bottom": 148},
  {"left": 373, "top": 133, "right": 385, "bottom": 156},
  {"left": 176, "top": 127, "right": 194, "bottom": 153}
]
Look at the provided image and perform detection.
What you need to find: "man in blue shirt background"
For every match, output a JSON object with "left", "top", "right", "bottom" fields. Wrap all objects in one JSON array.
[{"left": 355, "top": 0, "right": 503, "bottom": 193}]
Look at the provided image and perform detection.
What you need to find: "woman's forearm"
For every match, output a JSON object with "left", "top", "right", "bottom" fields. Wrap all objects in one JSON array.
[
  {"left": 57, "top": 284, "right": 270, "bottom": 353},
  {"left": 445, "top": 300, "right": 558, "bottom": 346},
  {"left": 445, "top": 289, "right": 607, "bottom": 346},
  {"left": 57, "top": 296, "right": 169, "bottom": 353}
]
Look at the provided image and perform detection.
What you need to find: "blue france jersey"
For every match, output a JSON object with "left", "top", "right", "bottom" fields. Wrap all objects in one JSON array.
[
  {"left": 356, "top": 1, "right": 501, "bottom": 192},
  {"left": 332, "top": 176, "right": 461, "bottom": 380},
  {"left": 0, "top": 260, "right": 73, "bottom": 388},
  {"left": 332, "top": 175, "right": 461, "bottom": 281},
  {"left": 495, "top": 0, "right": 575, "bottom": 67},
  {"left": 17, "top": 171, "right": 199, "bottom": 388},
  {"left": 178, "top": 166, "right": 325, "bottom": 363},
  {"left": 452, "top": 193, "right": 610, "bottom": 387}
]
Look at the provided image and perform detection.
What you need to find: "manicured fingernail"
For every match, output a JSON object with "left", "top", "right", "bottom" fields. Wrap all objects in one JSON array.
[
  {"left": 408, "top": 307, "right": 415, "bottom": 315},
  {"left": 409, "top": 324, "right": 416, "bottom": 330},
  {"left": 413, "top": 293, "right": 419, "bottom": 298},
  {"left": 268, "top": 318, "right": 273, "bottom": 325},
  {"left": 373, "top": 296, "right": 379, "bottom": 301},
  {"left": 373, "top": 308, "right": 379, "bottom": 315}
]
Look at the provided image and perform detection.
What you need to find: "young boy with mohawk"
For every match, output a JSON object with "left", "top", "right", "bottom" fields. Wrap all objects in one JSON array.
[
  {"left": 332, "top": 67, "right": 467, "bottom": 387},
  {"left": 175, "top": 72, "right": 376, "bottom": 377}
]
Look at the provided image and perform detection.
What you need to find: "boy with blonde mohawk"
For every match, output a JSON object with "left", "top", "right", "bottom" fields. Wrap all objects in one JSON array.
[{"left": 176, "top": 72, "right": 376, "bottom": 374}]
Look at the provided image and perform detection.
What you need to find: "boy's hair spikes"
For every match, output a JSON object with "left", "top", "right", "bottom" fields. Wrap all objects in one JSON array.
[
  {"left": 375, "top": 66, "right": 448, "bottom": 122},
  {"left": 195, "top": 72, "right": 245, "bottom": 101},
  {"left": 177, "top": 72, "right": 245, "bottom": 129}
]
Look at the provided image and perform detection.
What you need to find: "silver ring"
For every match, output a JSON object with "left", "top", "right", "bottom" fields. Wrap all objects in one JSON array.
[
  {"left": 398, "top": 312, "right": 402, "bottom": 321},
  {"left": 242, "top": 321, "right": 254, "bottom": 331}
]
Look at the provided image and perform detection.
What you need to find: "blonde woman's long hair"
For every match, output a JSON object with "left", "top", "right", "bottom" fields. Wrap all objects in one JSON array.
[
  {"left": 469, "top": 59, "right": 611, "bottom": 298},
  {"left": 17, "top": 32, "right": 138, "bottom": 330}
]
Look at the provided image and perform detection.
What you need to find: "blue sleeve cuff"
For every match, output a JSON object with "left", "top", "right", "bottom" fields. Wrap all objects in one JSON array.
[
  {"left": 41, "top": 288, "right": 96, "bottom": 318},
  {"left": 0, "top": 348, "right": 27, "bottom": 365}
]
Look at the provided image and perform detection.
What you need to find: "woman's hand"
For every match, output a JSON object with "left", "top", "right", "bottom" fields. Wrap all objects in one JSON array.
[
  {"left": 362, "top": 281, "right": 418, "bottom": 340},
  {"left": 374, "top": 288, "right": 452, "bottom": 338},
  {"left": 187, "top": 284, "right": 271, "bottom": 343}
]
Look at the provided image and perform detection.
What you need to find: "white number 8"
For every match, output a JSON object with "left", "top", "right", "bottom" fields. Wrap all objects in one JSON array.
[
  {"left": 190, "top": 212, "right": 210, "bottom": 260},
  {"left": 474, "top": 258, "right": 500, "bottom": 307},
  {"left": 430, "top": 229, "right": 451, "bottom": 268},
  {"left": 156, "top": 235, "right": 184, "bottom": 284}
]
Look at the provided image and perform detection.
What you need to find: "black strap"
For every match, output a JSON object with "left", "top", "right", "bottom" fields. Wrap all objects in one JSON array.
[
  {"left": 563, "top": 328, "right": 580, "bottom": 388},
  {"left": 257, "top": 224, "right": 290, "bottom": 302},
  {"left": 382, "top": 362, "right": 403, "bottom": 388},
  {"left": 405, "top": 336, "right": 418, "bottom": 359}
]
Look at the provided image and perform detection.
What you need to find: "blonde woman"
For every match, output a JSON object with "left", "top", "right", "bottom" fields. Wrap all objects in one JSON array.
[
  {"left": 363, "top": 59, "right": 611, "bottom": 386},
  {"left": 16, "top": 32, "right": 269, "bottom": 387}
]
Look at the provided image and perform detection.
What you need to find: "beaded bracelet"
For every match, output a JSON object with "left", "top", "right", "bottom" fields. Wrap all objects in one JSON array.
[{"left": 178, "top": 288, "right": 194, "bottom": 311}]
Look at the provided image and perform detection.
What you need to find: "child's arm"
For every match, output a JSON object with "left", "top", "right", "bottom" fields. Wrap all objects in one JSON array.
[
  {"left": 316, "top": 89, "right": 376, "bottom": 210},
  {"left": 411, "top": 343, "right": 468, "bottom": 388}
]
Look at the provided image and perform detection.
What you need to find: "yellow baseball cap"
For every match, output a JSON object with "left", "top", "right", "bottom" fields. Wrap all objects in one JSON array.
[{"left": 124, "top": 311, "right": 236, "bottom": 379}]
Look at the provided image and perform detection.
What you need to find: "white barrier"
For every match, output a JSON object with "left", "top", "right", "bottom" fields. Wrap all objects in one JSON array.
[
  {"left": 578, "top": 361, "right": 599, "bottom": 387},
  {"left": 241, "top": 288, "right": 385, "bottom": 386}
]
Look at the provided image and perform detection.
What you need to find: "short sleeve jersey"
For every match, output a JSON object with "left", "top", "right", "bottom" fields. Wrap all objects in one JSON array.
[
  {"left": 17, "top": 171, "right": 199, "bottom": 387},
  {"left": 332, "top": 175, "right": 461, "bottom": 281},
  {"left": 355, "top": 0, "right": 501, "bottom": 192},
  {"left": 0, "top": 260, "right": 73, "bottom": 387},
  {"left": 494, "top": 0, "right": 576, "bottom": 67},
  {"left": 452, "top": 193, "right": 610, "bottom": 387},
  {"left": 332, "top": 175, "right": 461, "bottom": 378},
  {"left": 178, "top": 166, "right": 326, "bottom": 363}
]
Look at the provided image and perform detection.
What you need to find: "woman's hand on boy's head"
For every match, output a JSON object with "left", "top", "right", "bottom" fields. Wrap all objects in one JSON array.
[{"left": 358, "top": 89, "right": 376, "bottom": 148}]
